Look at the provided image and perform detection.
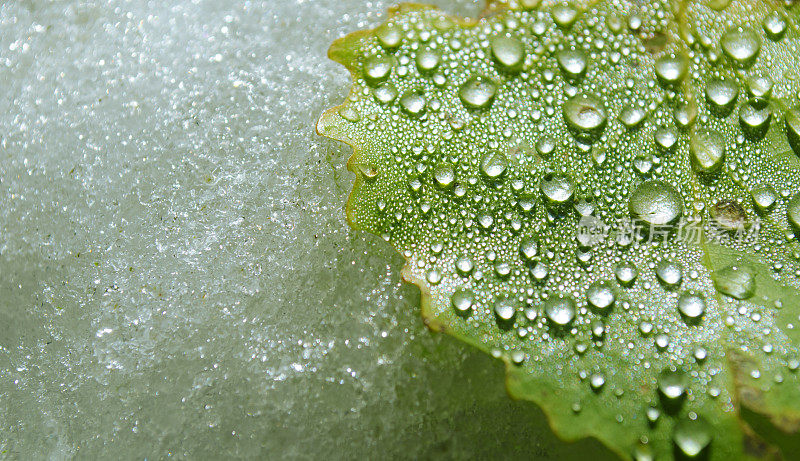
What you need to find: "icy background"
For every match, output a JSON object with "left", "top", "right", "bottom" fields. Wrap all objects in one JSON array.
[{"left": 0, "top": 0, "right": 613, "bottom": 458}]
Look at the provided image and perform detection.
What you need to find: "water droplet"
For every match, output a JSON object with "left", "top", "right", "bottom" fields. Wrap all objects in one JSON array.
[
  {"left": 339, "top": 106, "right": 361, "bottom": 123},
  {"left": 399, "top": 89, "right": 427, "bottom": 117},
  {"left": 646, "top": 406, "right": 661, "bottom": 424},
  {"left": 658, "top": 368, "right": 688, "bottom": 400},
  {"left": 520, "top": 237, "right": 539, "bottom": 261},
  {"left": 721, "top": 26, "right": 761, "bottom": 66},
  {"left": 674, "top": 103, "right": 697, "bottom": 129},
  {"left": 494, "top": 260, "right": 511, "bottom": 278},
  {"left": 452, "top": 288, "right": 474, "bottom": 313},
  {"left": 654, "top": 127, "right": 678, "bottom": 152},
  {"left": 786, "top": 106, "right": 800, "bottom": 156},
  {"left": 363, "top": 55, "right": 395, "bottom": 85},
  {"left": 556, "top": 48, "right": 588, "bottom": 80},
  {"left": 655, "top": 260, "right": 682, "bottom": 287},
  {"left": 747, "top": 75, "right": 773, "bottom": 101},
  {"left": 563, "top": 94, "right": 607, "bottom": 141},
  {"left": 763, "top": 12, "right": 787, "bottom": 41},
  {"left": 536, "top": 137, "right": 556, "bottom": 157},
  {"left": 705, "top": 79, "right": 739, "bottom": 116},
  {"left": 494, "top": 298, "right": 517, "bottom": 322},
  {"left": 628, "top": 180, "right": 684, "bottom": 226},
  {"left": 590, "top": 373, "right": 605, "bottom": 390},
  {"left": 787, "top": 192, "right": 800, "bottom": 231},
  {"left": 710, "top": 200, "right": 747, "bottom": 231},
  {"left": 455, "top": 257, "right": 474, "bottom": 276},
  {"left": 480, "top": 150, "right": 508, "bottom": 178},
  {"left": 655, "top": 53, "right": 688, "bottom": 86},
  {"left": 739, "top": 102, "right": 772, "bottom": 140},
  {"left": 713, "top": 265, "right": 755, "bottom": 300},
  {"left": 678, "top": 292, "right": 706, "bottom": 320},
  {"left": 426, "top": 269, "right": 442, "bottom": 285},
  {"left": 587, "top": 281, "right": 615, "bottom": 311},
  {"left": 374, "top": 23, "right": 402, "bottom": 49},
  {"left": 751, "top": 184, "right": 777, "bottom": 212},
  {"left": 545, "top": 294, "right": 576, "bottom": 325},
  {"left": 459, "top": 76, "right": 498, "bottom": 110},
  {"left": 551, "top": 3, "right": 579, "bottom": 29},
  {"left": 619, "top": 106, "right": 646, "bottom": 128},
  {"left": 673, "top": 416, "right": 712, "bottom": 457},
  {"left": 372, "top": 83, "right": 398, "bottom": 104},
  {"left": 415, "top": 49, "right": 440, "bottom": 73},
  {"left": 540, "top": 173, "right": 574, "bottom": 204},
  {"left": 490, "top": 36, "right": 525, "bottom": 72},
  {"left": 433, "top": 163, "right": 455, "bottom": 187},
  {"left": 690, "top": 129, "right": 726, "bottom": 174},
  {"left": 531, "top": 262, "right": 549, "bottom": 282},
  {"left": 615, "top": 262, "right": 638, "bottom": 286}
]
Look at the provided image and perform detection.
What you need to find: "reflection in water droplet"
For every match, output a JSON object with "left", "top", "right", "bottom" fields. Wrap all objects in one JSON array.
[
  {"left": 619, "top": 106, "right": 646, "bottom": 128},
  {"left": 416, "top": 49, "right": 440, "bottom": 73},
  {"left": 519, "top": 237, "right": 538, "bottom": 261},
  {"left": 452, "top": 288, "right": 474, "bottom": 313},
  {"left": 739, "top": 102, "right": 771, "bottom": 140},
  {"left": 615, "top": 262, "right": 638, "bottom": 286},
  {"left": 763, "top": 12, "right": 787, "bottom": 41},
  {"left": 551, "top": 3, "right": 579, "bottom": 29},
  {"left": 372, "top": 83, "right": 398, "bottom": 104},
  {"left": 629, "top": 180, "right": 684, "bottom": 226},
  {"left": 455, "top": 257, "right": 474, "bottom": 276}
]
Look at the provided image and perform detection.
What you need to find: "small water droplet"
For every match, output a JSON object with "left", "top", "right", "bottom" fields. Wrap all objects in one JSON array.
[
  {"left": 658, "top": 368, "right": 688, "bottom": 400},
  {"left": 433, "top": 163, "right": 455, "bottom": 188},
  {"left": 494, "top": 298, "right": 517, "bottom": 322},
  {"left": 551, "top": 3, "right": 579, "bottom": 29},
  {"left": 415, "top": 49, "right": 440, "bottom": 73},
  {"left": 399, "top": 89, "right": 427, "bottom": 117},
  {"left": 363, "top": 55, "right": 395, "bottom": 85},
  {"left": 705, "top": 79, "right": 739, "bottom": 116},
  {"left": 786, "top": 106, "right": 800, "bottom": 156},
  {"left": 455, "top": 257, "right": 474, "bottom": 276},
  {"left": 374, "top": 23, "right": 402, "bottom": 49},
  {"left": 619, "top": 106, "right": 646, "bottom": 128},
  {"left": 714, "top": 265, "right": 755, "bottom": 300},
  {"left": 520, "top": 237, "right": 539, "bottom": 261},
  {"left": 615, "top": 262, "right": 638, "bottom": 286},
  {"left": 763, "top": 12, "right": 787, "bottom": 41},
  {"left": 751, "top": 184, "right": 777, "bottom": 212},
  {"left": 787, "top": 192, "right": 800, "bottom": 231},
  {"left": 739, "top": 102, "right": 772, "bottom": 140},
  {"left": 372, "top": 83, "right": 398, "bottom": 104}
]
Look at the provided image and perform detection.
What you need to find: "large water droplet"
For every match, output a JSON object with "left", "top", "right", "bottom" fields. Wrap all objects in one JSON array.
[
  {"left": 545, "top": 294, "right": 576, "bottom": 326},
  {"left": 721, "top": 26, "right": 761, "bottom": 66},
  {"left": 551, "top": 3, "right": 579, "bottom": 29},
  {"left": 374, "top": 23, "right": 402, "bottom": 49},
  {"left": 655, "top": 260, "right": 682, "bottom": 287},
  {"left": 747, "top": 75, "right": 773, "bottom": 101},
  {"left": 751, "top": 184, "right": 777, "bottom": 212},
  {"left": 705, "top": 79, "right": 739, "bottom": 116},
  {"left": 399, "top": 89, "right": 427, "bottom": 117},
  {"left": 678, "top": 292, "right": 706, "bottom": 321},
  {"left": 494, "top": 298, "right": 517, "bottom": 322},
  {"left": 655, "top": 53, "right": 688, "bottom": 86},
  {"left": 786, "top": 106, "right": 800, "bottom": 156},
  {"left": 739, "top": 102, "right": 772, "bottom": 140},
  {"left": 673, "top": 416, "right": 712, "bottom": 457},
  {"left": 455, "top": 257, "right": 474, "bottom": 276},
  {"left": 452, "top": 288, "right": 474, "bottom": 314},
  {"left": 372, "top": 83, "right": 398, "bottom": 104},
  {"left": 490, "top": 36, "right": 525, "bottom": 72},
  {"left": 363, "top": 55, "right": 395, "bottom": 86},
  {"left": 587, "top": 281, "right": 615, "bottom": 311},
  {"left": 519, "top": 237, "right": 539, "bottom": 261},
  {"left": 710, "top": 200, "right": 747, "bottom": 231},
  {"left": 658, "top": 368, "right": 688, "bottom": 400},
  {"left": 459, "top": 76, "right": 498, "bottom": 110},
  {"left": 619, "top": 106, "right": 646, "bottom": 129},
  {"left": 540, "top": 173, "right": 574, "bottom": 204},
  {"left": 615, "top": 262, "right": 638, "bottom": 286},
  {"left": 762, "top": 12, "right": 787, "bottom": 41},
  {"left": 433, "top": 163, "right": 455, "bottom": 187},
  {"left": 787, "top": 192, "right": 800, "bottom": 231},
  {"left": 690, "top": 129, "right": 726, "bottom": 174},
  {"left": 713, "top": 265, "right": 755, "bottom": 300},
  {"left": 628, "top": 180, "right": 684, "bottom": 226},
  {"left": 563, "top": 94, "right": 607, "bottom": 141},
  {"left": 556, "top": 48, "right": 588, "bottom": 80},
  {"left": 480, "top": 150, "right": 508, "bottom": 178},
  {"left": 415, "top": 49, "right": 441, "bottom": 73}
]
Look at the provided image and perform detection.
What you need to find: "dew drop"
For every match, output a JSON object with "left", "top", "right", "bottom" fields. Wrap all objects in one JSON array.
[
  {"left": 372, "top": 83, "right": 398, "bottom": 104},
  {"left": 628, "top": 180, "right": 684, "bottom": 226},
  {"left": 490, "top": 35, "right": 525, "bottom": 72},
  {"left": 762, "top": 12, "right": 787, "bottom": 41},
  {"left": 786, "top": 106, "right": 800, "bottom": 156},
  {"left": 615, "top": 262, "right": 638, "bottom": 286},
  {"left": 551, "top": 3, "right": 579, "bottom": 29},
  {"left": 677, "top": 292, "right": 706, "bottom": 320},
  {"left": 690, "top": 129, "right": 725, "bottom": 174},
  {"left": 415, "top": 49, "right": 441, "bottom": 73},
  {"left": 721, "top": 26, "right": 761, "bottom": 66},
  {"left": 786, "top": 192, "right": 800, "bottom": 231},
  {"left": 658, "top": 368, "right": 688, "bottom": 400},
  {"left": 587, "top": 281, "right": 615, "bottom": 311},
  {"left": 363, "top": 55, "right": 395, "bottom": 85},
  {"left": 455, "top": 257, "right": 474, "bottom": 276},
  {"left": 540, "top": 174, "right": 575, "bottom": 204},
  {"left": 739, "top": 102, "right": 771, "bottom": 140},
  {"left": 494, "top": 298, "right": 517, "bottom": 322},
  {"left": 556, "top": 48, "right": 588, "bottom": 80},
  {"left": 713, "top": 265, "right": 755, "bottom": 300},
  {"left": 563, "top": 94, "right": 607, "bottom": 141},
  {"left": 459, "top": 76, "right": 498, "bottom": 110},
  {"left": 654, "top": 53, "right": 688, "bottom": 86},
  {"left": 374, "top": 23, "right": 402, "bottom": 49},
  {"left": 452, "top": 288, "right": 474, "bottom": 314},
  {"left": 619, "top": 106, "right": 646, "bottom": 129},
  {"left": 655, "top": 260, "right": 683, "bottom": 287},
  {"left": 399, "top": 89, "right": 427, "bottom": 117},
  {"left": 705, "top": 79, "right": 739, "bottom": 116},
  {"left": 433, "top": 163, "right": 455, "bottom": 188},
  {"left": 751, "top": 184, "right": 777, "bottom": 212},
  {"left": 673, "top": 416, "right": 712, "bottom": 457},
  {"left": 545, "top": 294, "right": 576, "bottom": 326},
  {"left": 519, "top": 237, "right": 539, "bottom": 261},
  {"left": 480, "top": 150, "right": 508, "bottom": 178}
]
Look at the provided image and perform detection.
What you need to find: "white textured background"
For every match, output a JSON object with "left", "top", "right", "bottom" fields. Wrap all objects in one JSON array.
[{"left": 0, "top": 1, "right": 612, "bottom": 458}]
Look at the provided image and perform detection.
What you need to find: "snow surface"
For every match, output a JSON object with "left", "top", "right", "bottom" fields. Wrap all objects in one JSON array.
[{"left": 0, "top": 0, "right": 612, "bottom": 458}]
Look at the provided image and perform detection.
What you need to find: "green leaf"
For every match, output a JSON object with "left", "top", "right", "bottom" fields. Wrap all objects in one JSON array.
[{"left": 318, "top": 0, "right": 800, "bottom": 458}]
